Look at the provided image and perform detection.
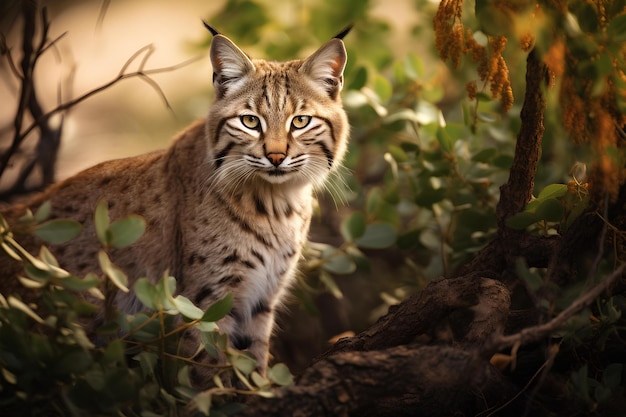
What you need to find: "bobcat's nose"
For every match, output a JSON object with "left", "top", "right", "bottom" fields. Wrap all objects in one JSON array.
[{"left": 266, "top": 152, "right": 286, "bottom": 167}]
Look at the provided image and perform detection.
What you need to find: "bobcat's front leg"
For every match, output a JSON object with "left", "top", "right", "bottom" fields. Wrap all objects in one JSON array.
[{"left": 227, "top": 306, "right": 275, "bottom": 376}]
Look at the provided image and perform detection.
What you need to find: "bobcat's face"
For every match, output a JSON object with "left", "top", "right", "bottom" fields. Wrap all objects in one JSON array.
[{"left": 206, "top": 35, "right": 349, "bottom": 190}]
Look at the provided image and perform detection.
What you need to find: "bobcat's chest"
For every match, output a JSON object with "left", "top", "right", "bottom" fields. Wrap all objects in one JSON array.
[{"left": 180, "top": 190, "right": 312, "bottom": 315}]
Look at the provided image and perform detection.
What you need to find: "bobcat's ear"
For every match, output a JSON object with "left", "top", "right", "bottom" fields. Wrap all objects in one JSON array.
[
  {"left": 300, "top": 38, "right": 347, "bottom": 100},
  {"left": 210, "top": 34, "right": 255, "bottom": 98}
]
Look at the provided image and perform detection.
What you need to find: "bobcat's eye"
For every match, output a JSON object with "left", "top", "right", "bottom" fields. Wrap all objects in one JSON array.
[
  {"left": 291, "top": 115, "right": 311, "bottom": 130},
  {"left": 241, "top": 115, "right": 260, "bottom": 130}
]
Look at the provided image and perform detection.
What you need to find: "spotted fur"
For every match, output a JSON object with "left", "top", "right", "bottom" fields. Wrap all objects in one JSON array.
[{"left": 0, "top": 30, "right": 349, "bottom": 385}]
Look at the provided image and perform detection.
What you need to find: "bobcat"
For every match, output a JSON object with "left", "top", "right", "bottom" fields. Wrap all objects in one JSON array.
[{"left": 0, "top": 24, "right": 349, "bottom": 384}]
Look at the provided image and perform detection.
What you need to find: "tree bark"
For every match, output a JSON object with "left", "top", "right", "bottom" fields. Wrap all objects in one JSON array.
[{"left": 243, "top": 345, "right": 515, "bottom": 417}]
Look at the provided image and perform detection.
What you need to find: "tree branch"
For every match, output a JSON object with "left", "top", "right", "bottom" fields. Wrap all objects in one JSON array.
[
  {"left": 241, "top": 345, "right": 513, "bottom": 417},
  {"left": 484, "top": 263, "right": 625, "bottom": 355}
]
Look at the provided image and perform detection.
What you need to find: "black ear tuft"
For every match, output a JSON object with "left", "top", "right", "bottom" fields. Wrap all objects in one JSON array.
[
  {"left": 333, "top": 24, "right": 353, "bottom": 40},
  {"left": 203, "top": 21, "right": 220, "bottom": 36}
]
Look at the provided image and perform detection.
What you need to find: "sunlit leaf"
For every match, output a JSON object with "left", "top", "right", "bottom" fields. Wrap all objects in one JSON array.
[
  {"left": 18, "top": 276, "right": 47, "bottom": 289},
  {"left": 193, "top": 391, "right": 212, "bottom": 416},
  {"left": 94, "top": 199, "right": 110, "bottom": 246},
  {"left": 230, "top": 352, "right": 256, "bottom": 375},
  {"left": 98, "top": 250, "right": 129, "bottom": 292},
  {"left": 251, "top": 371, "right": 271, "bottom": 388},
  {"left": 38, "top": 246, "right": 59, "bottom": 267},
  {"left": 174, "top": 295, "right": 204, "bottom": 320},
  {"left": 267, "top": 363, "right": 293, "bottom": 386},
  {"left": 8, "top": 296, "right": 44, "bottom": 323}
]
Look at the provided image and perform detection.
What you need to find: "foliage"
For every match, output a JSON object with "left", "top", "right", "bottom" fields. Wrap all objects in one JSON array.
[
  {"left": 2, "top": 0, "right": 626, "bottom": 414},
  {"left": 0, "top": 202, "right": 292, "bottom": 416}
]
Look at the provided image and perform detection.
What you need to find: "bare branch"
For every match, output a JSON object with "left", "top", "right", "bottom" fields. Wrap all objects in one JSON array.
[
  {"left": 119, "top": 44, "right": 154, "bottom": 76},
  {"left": 484, "top": 263, "right": 626, "bottom": 355},
  {"left": 137, "top": 74, "right": 174, "bottom": 113},
  {"left": 95, "top": 0, "right": 112, "bottom": 33},
  {"left": 11, "top": 51, "right": 203, "bottom": 164}
]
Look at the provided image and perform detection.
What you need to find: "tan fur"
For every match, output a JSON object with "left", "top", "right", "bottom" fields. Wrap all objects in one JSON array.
[{"left": 0, "top": 32, "right": 348, "bottom": 385}]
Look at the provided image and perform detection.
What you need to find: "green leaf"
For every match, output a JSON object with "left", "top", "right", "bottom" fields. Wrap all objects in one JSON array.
[
  {"left": 192, "top": 391, "right": 212, "bottom": 416},
  {"left": 340, "top": 212, "right": 366, "bottom": 241},
  {"left": 103, "top": 339, "right": 125, "bottom": 365},
  {"left": 387, "top": 145, "right": 409, "bottom": 163},
  {"left": 602, "top": 363, "right": 623, "bottom": 389},
  {"left": 18, "top": 276, "right": 47, "bottom": 289},
  {"left": 59, "top": 273, "right": 100, "bottom": 292},
  {"left": 201, "top": 293, "right": 233, "bottom": 322},
  {"left": 94, "top": 200, "right": 110, "bottom": 246},
  {"left": 230, "top": 353, "right": 256, "bottom": 375},
  {"left": 594, "top": 385, "right": 612, "bottom": 404},
  {"left": 365, "top": 187, "right": 382, "bottom": 216},
  {"left": 39, "top": 246, "right": 59, "bottom": 267},
  {"left": 8, "top": 296, "right": 45, "bottom": 323},
  {"left": 251, "top": 371, "right": 271, "bottom": 388},
  {"left": 34, "top": 201, "right": 51, "bottom": 222},
  {"left": 607, "top": 14, "right": 626, "bottom": 41},
  {"left": 321, "top": 248, "right": 356, "bottom": 275},
  {"left": 109, "top": 215, "right": 146, "bottom": 249},
  {"left": 134, "top": 278, "right": 157, "bottom": 310},
  {"left": 373, "top": 74, "right": 392, "bottom": 102},
  {"left": 436, "top": 125, "right": 456, "bottom": 153},
  {"left": 55, "top": 349, "right": 93, "bottom": 374},
  {"left": 415, "top": 186, "right": 446, "bottom": 207},
  {"left": 267, "top": 363, "right": 293, "bottom": 386},
  {"left": 319, "top": 270, "right": 344, "bottom": 298},
  {"left": 536, "top": 184, "right": 568, "bottom": 201},
  {"left": 472, "top": 148, "right": 497, "bottom": 163},
  {"left": 535, "top": 198, "right": 564, "bottom": 223},
  {"left": 98, "top": 250, "right": 129, "bottom": 292},
  {"left": 506, "top": 211, "right": 537, "bottom": 229},
  {"left": 355, "top": 223, "right": 397, "bottom": 249},
  {"left": 34, "top": 220, "right": 82, "bottom": 244},
  {"left": 84, "top": 367, "right": 105, "bottom": 391},
  {"left": 515, "top": 258, "right": 544, "bottom": 292},
  {"left": 174, "top": 295, "right": 204, "bottom": 320},
  {"left": 404, "top": 52, "right": 424, "bottom": 79},
  {"left": 134, "top": 351, "right": 158, "bottom": 378},
  {"left": 155, "top": 274, "right": 177, "bottom": 310},
  {"left": 348, "top": 66, "right": 367, "bottom": 90}
]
